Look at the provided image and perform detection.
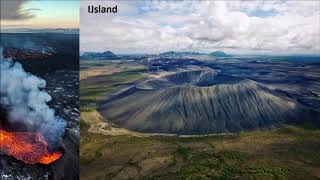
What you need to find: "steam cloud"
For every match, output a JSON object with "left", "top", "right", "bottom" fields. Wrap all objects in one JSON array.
[{"left": 0, "top": 48, "right": 66, "bottom": 149}]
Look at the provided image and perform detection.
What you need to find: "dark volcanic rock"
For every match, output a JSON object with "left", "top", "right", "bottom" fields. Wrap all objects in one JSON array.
[
  {"left": 43, "top": 70, "right": 80, "bottom": 180},
  {"left": 146, "top": 58, "right": 204, "bottom": 71},
  {"left": 50, "top": 130, "right": 79, "bottom": 180},
  {"left": 1, "top": 33, "right": 79, "bottom": 73},
  {"left": 44, "top": 71, "right": 79, "bottom": 132},
  {"left": 0, "top": 154, "right": 50, "bottom": 180}
]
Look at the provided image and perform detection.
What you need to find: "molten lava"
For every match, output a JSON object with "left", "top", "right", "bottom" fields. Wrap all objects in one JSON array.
[
  {"left": 0, "top": 129, "right": 62, "bottom": 164},
  {"left": 3, "top": 47, "right": 56, "bottom": 60}
]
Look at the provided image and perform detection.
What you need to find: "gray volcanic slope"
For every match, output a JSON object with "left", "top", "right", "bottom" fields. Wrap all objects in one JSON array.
[{"left": 99, "top": 69, "right": 320, "bottom": 134}]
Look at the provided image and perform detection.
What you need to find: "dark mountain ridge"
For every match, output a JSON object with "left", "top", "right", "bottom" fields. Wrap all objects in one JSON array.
[
  {"left": 80, "top": 50, "right": 231, "bottom": 61},
  {"left": 80, "top": 51, "right": 119, "bottom": 60},
  {"left": 209, "top": 51, "right": 230, "bottom": 57}
]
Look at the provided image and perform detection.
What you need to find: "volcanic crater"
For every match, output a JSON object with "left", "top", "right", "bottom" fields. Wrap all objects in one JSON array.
[{"left": 99, "top": 68, "right": 320, "bottom": 134}]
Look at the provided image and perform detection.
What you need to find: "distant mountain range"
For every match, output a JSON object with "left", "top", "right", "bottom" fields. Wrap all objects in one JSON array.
[
  {"left": 80, "top": 50, "right": 231, "bottom": 60},
  {"left": 159, "top": 51, "right": 205, "bottom": 57},
  {"left": 159, "top": 51, "right": 230, "bottom": 57},
  {"left": 209, "top": 51, "right": 230, "bottom": 57},
  {"left": 1, "top": 28, "right": 79, "bottom": 34},
  {"left": 80, "top": 51, "right": 120, "bottom": 60}
]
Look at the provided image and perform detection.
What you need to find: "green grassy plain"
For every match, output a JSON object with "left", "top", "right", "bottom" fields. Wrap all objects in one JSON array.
[
  {"left": 80, "top": 124, "right": 320, "bottom": 180},
  {"left": 80, "top": 61, "right": 146, "bottom": 110}
]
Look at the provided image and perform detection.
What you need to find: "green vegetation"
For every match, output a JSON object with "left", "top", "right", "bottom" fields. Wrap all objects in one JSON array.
[
  {"left": 157, "top": 149, "right": 288, "bottom": 179},
  {"left": 80, "top": 63, "right": 145, "bottom": 110},
  {"left": 80, "top": 60, "right": 115, "bottom": 69},
  {"left": 79, "top": 118, "right": 89, "bottom": 131},
  {"left": 80, "top": 126, "right": 320, "bottom": 179},
  {"left": 176, "top": 146, "right": 190, "bottom": 161}
]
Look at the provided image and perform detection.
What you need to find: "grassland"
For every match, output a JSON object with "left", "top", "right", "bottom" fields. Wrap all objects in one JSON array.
[
  {"left": 80, "top": 123, "right": 320, "bottom": 180},
  {"left": 80, "top": 60, "right": 146, "bottom": 110},
  {"left": 80, "top": 61, "right": 320, "bottom": 180}
]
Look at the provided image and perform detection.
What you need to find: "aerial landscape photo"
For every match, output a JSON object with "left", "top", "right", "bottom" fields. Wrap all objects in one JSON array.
[
  {"left": 1, "top": 1, "right": 79, "bottom": 179},
  {"left": 80, "top": 1, "right": 320, "bottom": 179}
]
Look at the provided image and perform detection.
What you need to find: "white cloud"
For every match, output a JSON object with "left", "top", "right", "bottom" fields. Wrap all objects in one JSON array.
[{"left": 80, "top": 1, "right": 320, "bottom": 54}]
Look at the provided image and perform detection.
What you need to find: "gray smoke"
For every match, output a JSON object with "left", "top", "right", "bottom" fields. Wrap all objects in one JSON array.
[
  {"left": 0, "top": 0, "right": 37, "bottom": 20},
  {"left": 0, "top": 48, "right": 66, "bottom": 148},
  {"left": 2, "top": 36, "right": 52, "bottom": 52}
]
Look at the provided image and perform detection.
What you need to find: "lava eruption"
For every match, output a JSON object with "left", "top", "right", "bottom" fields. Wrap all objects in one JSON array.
[
  {"left": 0, "top": 48, "right": 65, "bottom": 165},
  {"left": 0, "top": 129, "right": 62, "bottom": 164}
]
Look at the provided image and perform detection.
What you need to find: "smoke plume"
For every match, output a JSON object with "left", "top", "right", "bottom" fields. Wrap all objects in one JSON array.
[{"left": 0, "top": 48, "right": 66, "bottom": 149}]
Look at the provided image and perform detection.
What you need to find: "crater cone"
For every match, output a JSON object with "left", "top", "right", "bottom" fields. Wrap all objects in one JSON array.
[{"left": 99, "top": 69, "right": 320, "bottom": 134}]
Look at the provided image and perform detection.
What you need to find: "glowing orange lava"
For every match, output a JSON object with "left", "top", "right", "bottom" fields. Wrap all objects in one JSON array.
[{"left": 0, "top": 129, "right": 62, "bottom": 164}]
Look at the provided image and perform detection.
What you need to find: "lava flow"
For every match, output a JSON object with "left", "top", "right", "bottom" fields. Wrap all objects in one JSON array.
[
  {"left": 3, "top": 47, "right": 56, "bottom": 60},
  {"left": 0, "top": 129, "right": 62, "bottom": 165}
]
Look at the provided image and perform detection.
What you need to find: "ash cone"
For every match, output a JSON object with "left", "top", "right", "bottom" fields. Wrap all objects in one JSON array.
[{"left": 0, "top": 48, "right": 66, "bottom": 150}]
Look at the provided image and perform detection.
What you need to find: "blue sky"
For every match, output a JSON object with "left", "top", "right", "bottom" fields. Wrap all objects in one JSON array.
[{"left": 247, "top": 9, "right": 278, "bottom": 17}]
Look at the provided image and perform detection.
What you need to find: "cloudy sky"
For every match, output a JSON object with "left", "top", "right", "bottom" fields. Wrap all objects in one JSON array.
[
  {"left": 1, "top": 0, "right": 79, "bottom": 29},
  {"left": 81, "top": 1, "right": 320, "bottom": 55}
]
